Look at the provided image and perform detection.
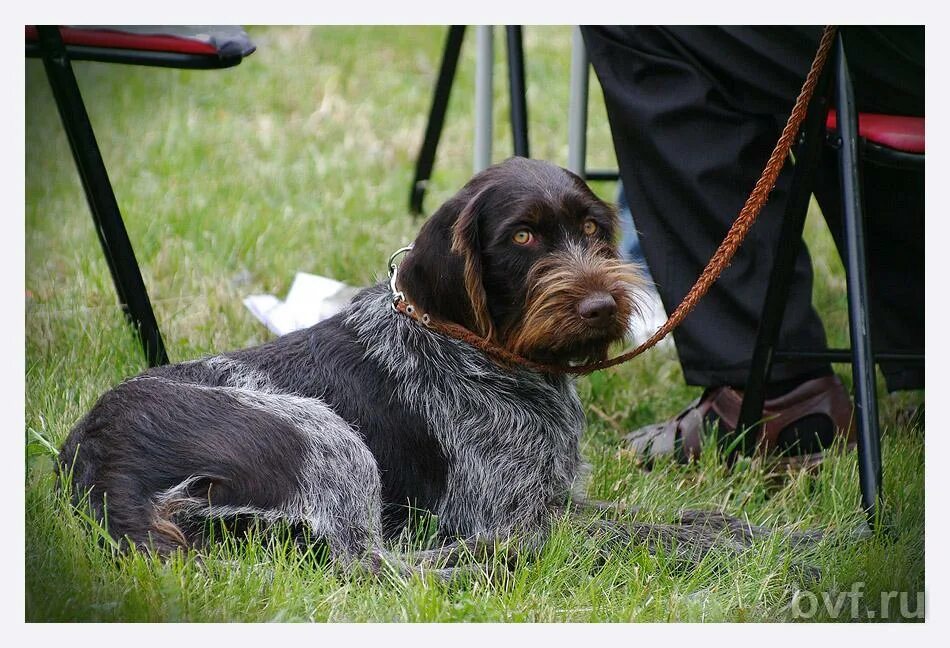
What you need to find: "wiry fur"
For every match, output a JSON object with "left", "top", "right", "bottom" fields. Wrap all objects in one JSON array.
[
  {"left": 342, "top": 287, "right": 586, "bottom": 545},
  {"left": 58, "top": 157, "right": 812, "bottom": 575}
]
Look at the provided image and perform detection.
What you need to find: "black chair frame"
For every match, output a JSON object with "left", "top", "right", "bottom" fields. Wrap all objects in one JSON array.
[{"left": 736, "top": 32, "right": 925, "bottom": 528}]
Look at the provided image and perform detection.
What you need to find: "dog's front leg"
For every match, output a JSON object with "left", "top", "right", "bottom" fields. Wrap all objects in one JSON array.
[
  {"left": 570, "top": 497, "right": 820, "bottom": 548},
  {"left": 568, "top": 496, "right": 822, "bottom": 580}
]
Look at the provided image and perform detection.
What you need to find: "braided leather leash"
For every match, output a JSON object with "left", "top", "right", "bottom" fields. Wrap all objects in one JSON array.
[{"left": 395, "top": 26, "right": 838, "bottom": 376}]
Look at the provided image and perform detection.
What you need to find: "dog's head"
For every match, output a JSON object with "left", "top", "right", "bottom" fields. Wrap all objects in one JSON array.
[{"left": 399, "top": 157, "right": 645, "bottom": 365}]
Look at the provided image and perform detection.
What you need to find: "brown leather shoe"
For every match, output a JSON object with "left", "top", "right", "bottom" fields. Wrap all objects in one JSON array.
[{"left": 621, "top": 375, "right": 855, "bottom": 468}]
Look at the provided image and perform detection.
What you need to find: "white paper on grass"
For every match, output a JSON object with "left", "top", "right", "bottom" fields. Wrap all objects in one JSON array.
[
  {"left": 243, "top": 272, "right": 360, "bottom": 336},
  {"left": 629, "top": 290, "right": 671, "bottom": 347}
]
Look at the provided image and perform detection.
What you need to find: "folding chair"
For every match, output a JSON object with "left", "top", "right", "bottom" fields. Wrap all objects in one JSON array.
[
  {"left": 26, "top": 25, "right": 256, "bottom": 367},
  {"left": 737, "top": 31, "right": 925, "bottom": 527}
]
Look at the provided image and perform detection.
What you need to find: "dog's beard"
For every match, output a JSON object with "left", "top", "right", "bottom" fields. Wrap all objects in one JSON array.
[{"left": 501, "top": 243, "right": 645, "bottom": 365}]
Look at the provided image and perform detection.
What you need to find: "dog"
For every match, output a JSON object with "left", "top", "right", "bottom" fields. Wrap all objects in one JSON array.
[{"left": 58, "top": 157, "right": 800, "bottom": 574}]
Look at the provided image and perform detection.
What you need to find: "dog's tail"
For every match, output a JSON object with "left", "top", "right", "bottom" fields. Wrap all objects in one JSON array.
[{"left": 57, "top": 412, "right": 192, "bottom": 555}]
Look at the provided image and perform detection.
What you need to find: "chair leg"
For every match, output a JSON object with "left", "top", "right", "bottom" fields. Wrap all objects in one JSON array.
[
  {"left": 409, "top": 25, "right": 466, "bottom": 215},
  {"left": 473, "top": 26, "right": 494, "bottom": 173},
  {"left": 835, "top": 34, "right": 883, "bottom": 527},
  {"left": 505, "top": 26, "right": 529, "bottom": 158},
  {"left": 36, "top": 26, "right": 168, "bottom": 368},
  {"left": 567, "top": 27, "right": 589, "bottom": 177},
  {"left": 736, "top": 59, "right": 835, "bottom": 456}
]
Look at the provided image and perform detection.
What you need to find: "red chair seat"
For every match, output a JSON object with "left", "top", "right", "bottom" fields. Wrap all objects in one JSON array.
[
  {"left": 826, "top": 110, "right": 924, "bottom": 154},
  {"left": 25, "top": 26, "right": 255, "bottom": 68}
]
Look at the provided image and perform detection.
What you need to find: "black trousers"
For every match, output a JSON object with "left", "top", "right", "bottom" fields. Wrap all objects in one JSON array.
[{"left": 582, "top": 26, "right": 924, "bottom": 391}]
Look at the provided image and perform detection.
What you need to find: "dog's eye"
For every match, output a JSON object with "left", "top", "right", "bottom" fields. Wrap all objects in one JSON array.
[
  {"left": 583, "top": 220, "right": 599, "bottom": 236},
  {"left": 512, "top": 230, "right": 534, "bottom": 245}
]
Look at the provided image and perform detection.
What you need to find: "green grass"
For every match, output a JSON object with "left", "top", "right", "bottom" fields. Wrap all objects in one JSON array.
[{"left": 25, "top": 26, "right": 924, "bottom": 622}]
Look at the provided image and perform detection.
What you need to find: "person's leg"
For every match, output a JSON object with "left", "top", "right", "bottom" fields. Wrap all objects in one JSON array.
[
  {"left": 584, "top": 26, "right": 924, "bottom": 462},
  {"left": 582, "top": 26, "right": 832, "bottom": 388},
  {"left": 582, "top": 26, "right": 861, "bottom": 462}
]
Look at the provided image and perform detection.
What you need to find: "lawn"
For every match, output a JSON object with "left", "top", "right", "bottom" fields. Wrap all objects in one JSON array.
[{"left": 25, "top": 26, "right": 924, "bottom": 622}]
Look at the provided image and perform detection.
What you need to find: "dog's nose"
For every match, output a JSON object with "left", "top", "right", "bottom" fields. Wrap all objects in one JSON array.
[{"left": 577, "top": 292, "right": 617, "bottom": 328}]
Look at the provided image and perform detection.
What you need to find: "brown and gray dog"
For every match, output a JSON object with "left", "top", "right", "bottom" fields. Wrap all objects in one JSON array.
[{"left": 59, "top": 157, "right": 798, "bottom": 574}]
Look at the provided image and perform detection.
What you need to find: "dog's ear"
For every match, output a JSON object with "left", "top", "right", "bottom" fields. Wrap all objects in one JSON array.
[
  {"left": 449, "top": 187, "right": 494, "bottom": 340},
  {"left": 398, "top": 184, "right": 496, "bottom": 339}
]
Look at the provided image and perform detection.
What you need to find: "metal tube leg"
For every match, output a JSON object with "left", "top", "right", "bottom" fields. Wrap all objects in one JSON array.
[
  {"left": 474, "top": 26, "right": 494, "bottom": 172},
  {"left": 36, "top": 26, "right": 168, "bottom": 367},
  {"left": 409, "top": 25, "right": 465, "bottom": 215},
  {"left": 736, "top": 61, "right": 834, "bottom": 454},
  {"left": 835, "top": 34, "right": 882, "bottom": 526},
  {"left": 567, "top": 27, "right": 589, "bottom": 177},
  {"left": 505, "top": 26, "right": 529, "bottom": 158}
]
